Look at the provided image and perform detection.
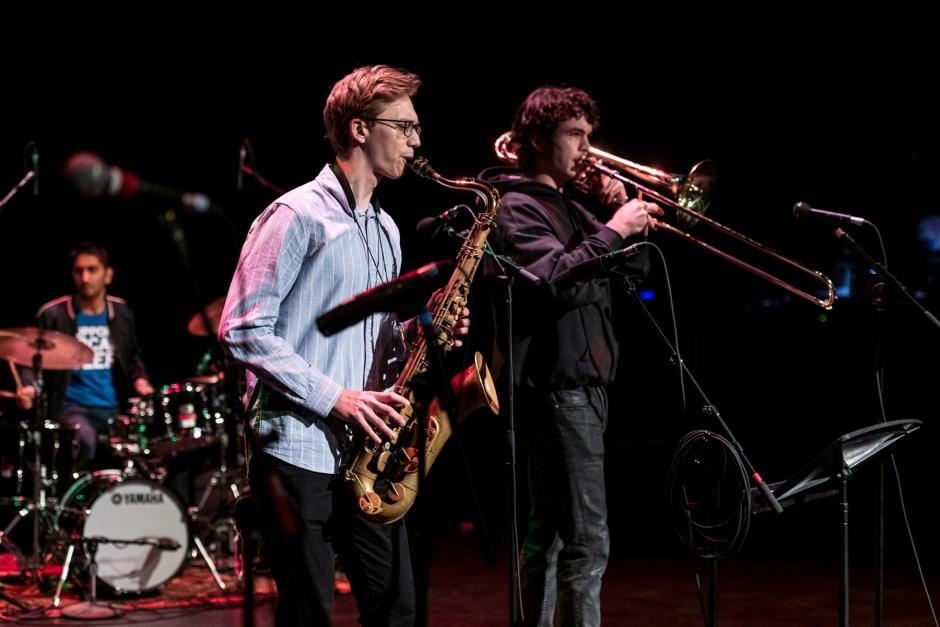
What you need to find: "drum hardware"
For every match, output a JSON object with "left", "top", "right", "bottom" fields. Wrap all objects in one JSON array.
[
  {"left": 0, "top": 327, "right": 91, "bottom": 578},
  {"left": 190, "top": 442, "right": 243, "bottom": 579},
  {"left": 191, "top": 529, "right": 227, "bottom": 591},
  {"left": 125, "top": 382, "right": 220, "bottom": 457}
]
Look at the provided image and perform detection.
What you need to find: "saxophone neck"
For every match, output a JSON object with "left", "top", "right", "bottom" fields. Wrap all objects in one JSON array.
[{"left": 408, "top": 157, "right": 500, "bottom": 214}]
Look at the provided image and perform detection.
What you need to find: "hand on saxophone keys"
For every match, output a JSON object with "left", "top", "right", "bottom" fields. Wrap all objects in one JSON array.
[
  {"left": 427, "top": 288, "right": 471, "bottom": 347},
  {"left": 331, "top": 389, "right": 410, "bottom": 445}
]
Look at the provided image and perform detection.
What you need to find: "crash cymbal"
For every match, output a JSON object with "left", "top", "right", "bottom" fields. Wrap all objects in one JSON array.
[
  {"left": 0, "top": 327, "right": 93, "bottom": 370},
  {"left": 188, "top": 296, "right": 226, "bottom": 337}
]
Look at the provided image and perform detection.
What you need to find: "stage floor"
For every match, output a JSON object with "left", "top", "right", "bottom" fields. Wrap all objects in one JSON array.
[{"left": 2, "top": 530, "right": 937, "bottom": 625}]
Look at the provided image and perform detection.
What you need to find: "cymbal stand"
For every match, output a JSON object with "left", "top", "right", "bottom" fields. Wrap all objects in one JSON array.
[
  {"left": 193, "top": 434, "right": 241, "bottom": 556},
  {"left": 0, "top": 342, "right": 55, "bottom": 577}
]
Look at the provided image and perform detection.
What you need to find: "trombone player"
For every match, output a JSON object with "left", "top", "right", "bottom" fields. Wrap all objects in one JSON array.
[{"left": 483, "top": 85, "right": 662, "bottom": 626}]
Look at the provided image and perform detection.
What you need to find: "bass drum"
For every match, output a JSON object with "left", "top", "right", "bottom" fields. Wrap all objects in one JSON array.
[{"left": 57, "top": 470, "right": 190, "bottom": 594}]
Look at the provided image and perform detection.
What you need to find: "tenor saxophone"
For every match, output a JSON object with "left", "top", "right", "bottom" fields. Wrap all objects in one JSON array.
[{"left": 343, "top": 157, "right": 500, "bottom": 524}]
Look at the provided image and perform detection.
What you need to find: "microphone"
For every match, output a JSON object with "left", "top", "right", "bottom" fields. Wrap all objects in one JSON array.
[
  {"left": 317, "top": 260, "right": 455, "bottom": 336},
  {"left": 553, "top": 242, "right": 648, "bottom": 289},
  {"left": 155, "top": 537, "right": 181, "bottom": 551},
  {"left": 237, "top": 142, "right": 247, "bottom": 190},
  {"left": 792, "top": 201, "right": 868, "bottom": 227},
  {"left": 416, "top": 205, "right": 465, "bottom": 238},
  {"left": 30, "top": 144, "right": 39, "bottom": 196},
  {"left": 63, "top": 152, "right": 213, "bottom": 213}
]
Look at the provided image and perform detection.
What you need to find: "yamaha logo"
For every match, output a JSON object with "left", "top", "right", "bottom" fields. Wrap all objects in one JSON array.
[{"left": 110, "top": 492, "right": 165, "bottom": 505}]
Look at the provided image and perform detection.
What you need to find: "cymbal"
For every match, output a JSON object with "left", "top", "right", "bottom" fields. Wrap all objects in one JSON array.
[
  {"left": 0, "top": 327, "right": 94, "bottom": 370},
  {"left": 188, "top": 296, "right": 226, "bottom": 337}
]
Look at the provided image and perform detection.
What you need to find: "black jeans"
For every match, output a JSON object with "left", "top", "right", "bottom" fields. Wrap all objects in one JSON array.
[
  {"left": 519, "top": 385, "right": 610, "bottom": 627},
  {"left": 249, "top": 452, "right": 415, "bottom": 627}
]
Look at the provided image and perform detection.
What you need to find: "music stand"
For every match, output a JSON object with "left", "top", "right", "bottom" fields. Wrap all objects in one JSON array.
[{"left": 753, "top": 419, "right": 922, "bottom": 627}]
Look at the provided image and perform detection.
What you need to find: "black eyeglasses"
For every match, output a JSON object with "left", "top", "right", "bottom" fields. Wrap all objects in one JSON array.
[{"left": 362, "top": 118, "right": 422, "bottom": 138}]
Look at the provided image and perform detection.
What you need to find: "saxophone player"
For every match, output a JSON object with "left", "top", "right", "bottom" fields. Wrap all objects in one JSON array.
[
  {"left": 483, "top": 86, "right": 663, "bottom": 626},
  {"left": 219, "top": 65, "right": 468, "bottom": 627}
]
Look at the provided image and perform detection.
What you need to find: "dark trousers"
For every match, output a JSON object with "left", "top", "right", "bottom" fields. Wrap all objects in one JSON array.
[
  {"left": 519, "top": 385, "right": 610, "bottom": 627},
  {"left": 249, "top": 452, "right": 415, "bottom": 627},
  {"left": 59, "top": 404, "right": 117, "bottom": 469}
]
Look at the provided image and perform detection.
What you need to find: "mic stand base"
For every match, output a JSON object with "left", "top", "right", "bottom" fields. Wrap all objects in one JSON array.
[
  {"left": 61, "top": 601, "right": 120, "bottom": 620},
  {"left": 61, "top": 539, "right": 121, "bottom": 620}
]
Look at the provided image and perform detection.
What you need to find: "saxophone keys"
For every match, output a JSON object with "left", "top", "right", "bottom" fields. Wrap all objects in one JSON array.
[
  {"left": 376, "top": 450, "right": 391, "bottom": 473},
  {"left": 426, "top": 416, "right": 439, "bottom": 439},
  {"left": 358, "top": 491, "right": 382, "bottom": 515},
  {"left": 387, "top": 482, "right": 406, "bottom": 502},
  {"left": 402, "top": 447, "right": 419, "bottom": 474}
]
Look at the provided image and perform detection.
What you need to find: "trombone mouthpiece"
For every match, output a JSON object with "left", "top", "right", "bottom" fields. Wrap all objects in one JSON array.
[{"left": 408, "top": 156, "right": 438, "bottom": 181}]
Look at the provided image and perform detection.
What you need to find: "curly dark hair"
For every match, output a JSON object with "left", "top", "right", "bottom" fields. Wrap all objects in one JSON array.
[
  {"left": 509, "top": 86, "right": 599, "bottom": 170},
  {"left": 323, "top": 65, "right": 421, "bottom": 155}
]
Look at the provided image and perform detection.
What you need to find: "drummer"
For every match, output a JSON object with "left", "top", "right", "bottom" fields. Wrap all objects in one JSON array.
[{"left": 16, "top": 242, "right": 154, "bottom": 468}]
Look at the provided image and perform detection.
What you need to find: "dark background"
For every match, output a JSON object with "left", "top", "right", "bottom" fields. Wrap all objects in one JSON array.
[{"left": 1, "top": 5, "right": 937, "bottom": 567}]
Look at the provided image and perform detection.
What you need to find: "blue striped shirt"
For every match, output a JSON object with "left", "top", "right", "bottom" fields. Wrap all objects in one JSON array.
[{"left": 219, "top": 164, "right": 404, "bottom": 473}]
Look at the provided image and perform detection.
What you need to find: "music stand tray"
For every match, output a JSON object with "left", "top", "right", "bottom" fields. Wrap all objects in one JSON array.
[
  {"left": 752, "top": 418, "right": 922, "bottom": 627},
  {"left": 752, "top": 419, "right": 922, "bottom": 513}
]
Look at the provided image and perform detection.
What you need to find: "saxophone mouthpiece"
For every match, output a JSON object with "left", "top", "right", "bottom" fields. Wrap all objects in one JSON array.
[{"left": 408, "top": 156, "right": 438, "bottom": 181}]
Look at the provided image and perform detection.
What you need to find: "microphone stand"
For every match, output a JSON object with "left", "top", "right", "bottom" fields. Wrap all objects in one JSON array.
[
  {"left": 617, "top": 274, "right": 781, "bottom": 627},
  {"left": 419, "top": 224, "right": 534, "bottom": 625},
  {"left": 835, "top": 228, "right": 940, "bottom": 332},
  {"left": 412, "top": 309, "right": 454, "bottom": 627},
  {"left": 61, "top": 537, "right": 118, "bottom": 620},
  {"left": 618, "top": 276, "right": 782, "bottom": 513},
  {"left": 412, "top": 306, "right": 495, "bottom": 627},
  {"left": 484, "top": 251, "right": 544, "bottom": 627},
  {"left": 60, "top": 535, "right": 179, "bottom": 619},
  {"left": 0, "top": 171, "right": 35, "bottom": 214},
  {"left": 834, "top": 227, "right": 940, "bottom": 627},
  {"left": 156, "top": 207, "right": 232, "bottom": 589}
]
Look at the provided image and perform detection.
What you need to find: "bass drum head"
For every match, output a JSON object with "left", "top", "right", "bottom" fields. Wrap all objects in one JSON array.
[{"left": 66, "top": 473, "right": 190, "bottom": 594}]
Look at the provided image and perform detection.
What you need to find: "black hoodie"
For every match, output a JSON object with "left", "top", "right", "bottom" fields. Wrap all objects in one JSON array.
[{"left": 481, "top": 167, "right": 650, "bottom": 391}]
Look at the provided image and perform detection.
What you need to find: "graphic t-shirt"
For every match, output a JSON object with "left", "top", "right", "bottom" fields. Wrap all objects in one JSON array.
[{"left": 64, "top": 309, "right": 118, "bottom": 408}]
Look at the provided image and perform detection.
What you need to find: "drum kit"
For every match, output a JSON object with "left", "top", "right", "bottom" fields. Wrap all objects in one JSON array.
[{"left": 0, "top": 297, "right": 244, "bottom": 617}]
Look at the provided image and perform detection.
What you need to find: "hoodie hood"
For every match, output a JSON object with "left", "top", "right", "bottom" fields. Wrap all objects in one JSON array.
[{"left": 479, "top": 165, "right": 566, "bottom": 202}]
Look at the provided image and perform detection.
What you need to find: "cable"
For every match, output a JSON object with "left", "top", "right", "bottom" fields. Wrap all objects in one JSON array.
[
  {"left": 665, "top": 429, "right": 752, "bottom": 560},
  {"left": 891, "top": 454, "right": 940, "bottom": 626}
]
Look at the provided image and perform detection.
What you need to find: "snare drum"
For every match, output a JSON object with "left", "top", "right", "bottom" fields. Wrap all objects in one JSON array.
[
  {"left": 131, "top": 382, "right": 218, "bottom": 456},
  {"left": 56, "top": 470, "right": 190, "bottom": 594}
]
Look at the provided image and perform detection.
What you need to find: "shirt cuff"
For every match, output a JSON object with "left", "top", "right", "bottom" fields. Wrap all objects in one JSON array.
[{"left": 306, "top": 375, "right": 344, "bottom": 418}]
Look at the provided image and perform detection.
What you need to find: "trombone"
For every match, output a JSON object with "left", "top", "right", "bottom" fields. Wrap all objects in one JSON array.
[{"left": 494, "top": 133, "right": 836, "bottom": 309}]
